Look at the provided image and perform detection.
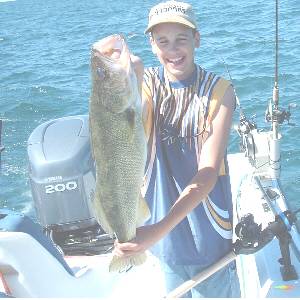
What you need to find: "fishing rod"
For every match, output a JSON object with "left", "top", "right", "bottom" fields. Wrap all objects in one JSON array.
[
  {"left": 274, "top": 0, "right": 279, "bottom": 112},
  {"left": 225, "top": 0, "right": 294, "bottom": 178},
  {"left": 266, "top": 0, "right": 281, "bottom": 178},
  {"left": 166, "top": 208, "right": 300, "bottom": 298},
  {"left": 264, "top": 0, "right": 296, "bottom": 178},
  {"left": 167, "top": 1, "right": 299, "bottom": 297}
]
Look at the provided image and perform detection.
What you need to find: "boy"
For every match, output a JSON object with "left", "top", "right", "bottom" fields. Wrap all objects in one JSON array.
[{"left": 114, "top": 1, "right": 240, "bottom": 297}]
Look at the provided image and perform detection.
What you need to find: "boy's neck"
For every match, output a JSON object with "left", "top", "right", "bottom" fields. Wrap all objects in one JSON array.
[
  {"left": 164, "top": 63, "right": 197, "bottom": 83},
  {"left": 162, "top": 64, "right": 198, "bottom": 88}
]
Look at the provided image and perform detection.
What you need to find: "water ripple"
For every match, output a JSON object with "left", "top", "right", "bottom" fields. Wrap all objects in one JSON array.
[{"left": 0, "top": 0, "right": 299, "bottom": 214}]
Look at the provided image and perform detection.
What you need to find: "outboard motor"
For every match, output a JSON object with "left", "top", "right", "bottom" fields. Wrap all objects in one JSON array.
[{"left": 27, "top": 115, "right": 113, "bottom": 255}]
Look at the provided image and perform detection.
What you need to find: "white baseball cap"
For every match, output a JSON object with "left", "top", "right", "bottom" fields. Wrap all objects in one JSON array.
[{"left": 145, "top": 1, "right": 198, "bottom": 34}]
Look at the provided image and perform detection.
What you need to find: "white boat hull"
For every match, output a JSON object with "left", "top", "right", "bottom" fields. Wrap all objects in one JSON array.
[
  {"left": 229, "top": 153, "right": 300, "bottom": 298},
  {"left": 1, "top": 152, "right": 299, "bottom": 298}
]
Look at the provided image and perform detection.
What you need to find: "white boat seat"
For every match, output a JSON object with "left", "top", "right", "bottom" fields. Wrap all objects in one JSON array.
[
  {"left": 0, "top": 231, "right": 120, "bottom": 298},
  {"left": 0, "top": 210, "right": 73, "bottom": 276},
  {"left": 0, "top": 231, "right": 167, "bottom": 298},
  {"left": 0, "top": 210, "right": 120, "bottom": 297}
]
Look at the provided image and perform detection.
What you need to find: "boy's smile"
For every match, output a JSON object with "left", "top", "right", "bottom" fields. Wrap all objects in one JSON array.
[{"left": 150, "top": 23, "right": 200, "bottom": 82}]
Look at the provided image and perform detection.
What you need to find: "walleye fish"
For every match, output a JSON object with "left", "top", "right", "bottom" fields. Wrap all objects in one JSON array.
[{"left": 89, "top": 34, "right": 150, "bottom": 272}]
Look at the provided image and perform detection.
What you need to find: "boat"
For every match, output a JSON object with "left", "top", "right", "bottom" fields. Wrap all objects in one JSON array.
[{"left": 0, "top": 0, "right": 299, "bottom": 298}]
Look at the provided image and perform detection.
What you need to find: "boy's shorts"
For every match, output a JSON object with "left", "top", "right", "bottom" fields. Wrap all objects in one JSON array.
[{"left": 160, "top": 260, "right": 241, "bottom": 298}]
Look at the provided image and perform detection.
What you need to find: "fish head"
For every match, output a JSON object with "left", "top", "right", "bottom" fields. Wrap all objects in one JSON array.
[{"left": 91, "top": 35, "right": 138, "bottom": 112}]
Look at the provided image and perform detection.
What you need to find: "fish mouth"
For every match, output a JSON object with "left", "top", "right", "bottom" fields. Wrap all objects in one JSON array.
[
  {"left": 92, "top": 34, "right": 125, "bottom": 61},
  {"left": 92, "top": 34, "right": 131, "bottom": 73}
]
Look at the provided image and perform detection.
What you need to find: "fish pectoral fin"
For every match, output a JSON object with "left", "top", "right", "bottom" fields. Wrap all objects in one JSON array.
[
  {"left": 136, "top": 194, "right": 151, "bottom": 226},
  {"left": 109, "top": 252, "right": 147, "bottom": 272},
  {"left": 92, "top": 190, "right": 115, "bottom": 236}
]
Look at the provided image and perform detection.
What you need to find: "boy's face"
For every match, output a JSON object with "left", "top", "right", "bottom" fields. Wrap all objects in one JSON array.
[{"left": 150, "top": 23, "right": 200, "bottom": 81}]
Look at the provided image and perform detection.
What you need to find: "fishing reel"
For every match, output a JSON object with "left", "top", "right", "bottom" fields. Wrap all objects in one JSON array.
[
  {"left": 233, "top": 213, "right": 269, "bottom": 255},
  {"left": 265, "top": 102, "right": 296, "bottom": 125},
  {"left": 235, "top": 112, "right": 261, "bottom": 166},
  {"left": 236, "top": 112, "right": 257, "bottom": 136},
  {"left": 234, "top": 214, "right": 262, "bottom": 250},
  {"left": 233, "top": 209, "right": 300, "bottom": 281}
]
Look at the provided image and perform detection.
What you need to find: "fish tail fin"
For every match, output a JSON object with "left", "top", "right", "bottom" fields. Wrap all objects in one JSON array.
[{"left": 109, "top": 252, "right": 147, "bottom": 272}]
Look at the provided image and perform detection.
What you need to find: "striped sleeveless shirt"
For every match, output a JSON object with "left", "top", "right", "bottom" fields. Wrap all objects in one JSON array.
[{"left": 141, "top": 65, "right": 233, "bottom": 267}]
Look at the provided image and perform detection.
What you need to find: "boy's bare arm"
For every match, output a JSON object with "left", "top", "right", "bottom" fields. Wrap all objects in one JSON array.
[{"left": 159, "top": 85, "right": 235, "bottom": 234}]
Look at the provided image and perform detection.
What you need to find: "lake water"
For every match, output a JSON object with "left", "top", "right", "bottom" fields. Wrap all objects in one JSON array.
[{"left": 0, "top": 0, "right": 299, "bottom": 218}]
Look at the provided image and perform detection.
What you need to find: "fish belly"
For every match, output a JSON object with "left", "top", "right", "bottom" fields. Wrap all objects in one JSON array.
[{"left": 90, "top": 102, "right": 147, "bottom": 243}]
